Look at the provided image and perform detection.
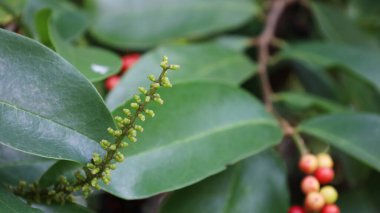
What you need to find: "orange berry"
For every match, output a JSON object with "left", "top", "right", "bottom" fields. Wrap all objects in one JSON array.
[
  {"left": 301, "top": 176, "right": 320, "bottom": 194},
  {"left": 299, "top": 154, "right": 318, "bottom": 174},
  {"left": 305, "top": 192, "right": 325, "bottom": 212},
  {"left": 317, "top": 153, "right": 334, "bottom": 168}
]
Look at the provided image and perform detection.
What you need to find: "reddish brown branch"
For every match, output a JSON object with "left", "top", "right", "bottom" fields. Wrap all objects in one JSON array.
[
  {"left": 256, "top": 0, "right": 309, "bottom": 155},
  {"left": 257, "top": 0, "right": 291, "bottom": 112}
]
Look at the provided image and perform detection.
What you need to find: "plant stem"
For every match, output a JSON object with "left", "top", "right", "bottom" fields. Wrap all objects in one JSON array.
[{"left": 256, "top": 0, "right": 309, "bottom": 155}]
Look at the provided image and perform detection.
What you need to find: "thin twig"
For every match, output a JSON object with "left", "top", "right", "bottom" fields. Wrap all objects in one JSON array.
[
  {"left": 256, "top": 0, "right": 309, "bottom": 155},
  {"left": 257, "top": 0, "right": 289, "bottom": 112}
]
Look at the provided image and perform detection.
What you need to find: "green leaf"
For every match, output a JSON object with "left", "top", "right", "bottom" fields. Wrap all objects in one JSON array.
[
  {"left": 214, "top": 35, "right": 252, "bottom": 52},
  {"left": 298, "top": 113, "right": 380, "bottom": 171},
  {"left": 273, "top": 92, "right": 346, "bottom": 113},
  {"left": 0, "top": 145, "right": 55, "bottom": 185},
  {"left": 106, "top": 42, "right": 256, "bottom": 109},
  {"left": 34, "top": 8, "right": 53, "bottom": 48},
  {"left": 89, "top": 0, "right": 257, "bottom": 49},
  {"left": 23, "top": 0, "right": 87, "bottom": 41},
  {"left": 160, "top": 150, "right": 289, "bottom": 213},
  {"left": 338, "top": 188, "right": 380, "bottom": 213},
  {"left": 33, "top": 203, "right": 94, "bottom": 213},
  {"left": 337, "top": 72, "right": 380, "bottom": 113},
  {"left": 279, "top": 42, "right": 380, "bottom": 93},
  {"left": 311, "top": 2, "right": 377, "bottom": 47},
  {"left": 35, "top": 7, "right": 121, "bottom": 82},
  {"left": 104, "top": 82, "right": 282, "bottom": 199},
  {"left": 38, "top": 161, "right": 81, "bottom": 188},
  {"left": 0, "top": 29, "right": 115, "bottom": 163},
  {"left": 55, "top": 46, "right": 122, "bottom": 83},
  {"left": 0, "top": 185, "right": 42, "bottom": 213}
]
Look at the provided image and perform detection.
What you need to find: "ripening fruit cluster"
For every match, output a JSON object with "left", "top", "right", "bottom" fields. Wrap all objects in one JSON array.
[
  {"left": 105, "top": 53, "right": 141, "bottom": 91},
  {"left": 288, "top": 153, "right": 340, "bottom": 213}
]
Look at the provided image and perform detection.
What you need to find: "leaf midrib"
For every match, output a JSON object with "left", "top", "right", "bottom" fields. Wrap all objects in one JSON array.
[{"left": 0, "top": 100, "right": 99, "bottom": 150}]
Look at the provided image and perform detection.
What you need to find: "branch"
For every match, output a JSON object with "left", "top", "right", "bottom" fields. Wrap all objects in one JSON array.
[{"left": 256, "top": 0, "right": 309, "bottom": 155}]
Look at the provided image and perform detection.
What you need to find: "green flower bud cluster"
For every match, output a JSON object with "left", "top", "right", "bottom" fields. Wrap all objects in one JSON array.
[{"left": 9, "top": 56, "right": 179, "bottom": 204}]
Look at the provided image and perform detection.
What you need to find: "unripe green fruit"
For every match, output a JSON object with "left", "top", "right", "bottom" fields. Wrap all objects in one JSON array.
[
  {"left": 305, "top": 192, "right": 325, "bottom": 212},
  {"left": 320, "top": 185, "right": 338, "bottom": 204},
  {"left": 299, "top": 154, "right": 318, "bottom": 174},
  {"left": 301, "top": 176, "right": 320, "bottom": 194},
  {"left": 317, "top": 153, "right": 334, "bottom": 168}
]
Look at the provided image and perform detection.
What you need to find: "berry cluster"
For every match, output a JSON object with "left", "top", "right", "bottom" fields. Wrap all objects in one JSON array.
[
  {"left": 10, "top": 56, "right": 179, "bottom": 204},
  {"left": 105, "top": 53, "right": 141, "bottom": 91},
  {"left": 289, "top": 153, "right": 340, "bottom": 213}
]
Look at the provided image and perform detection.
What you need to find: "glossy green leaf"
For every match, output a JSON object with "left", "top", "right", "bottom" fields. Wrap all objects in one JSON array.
[
  {"left": 299, "top": 113, "right": 380, "bottom": 171},
  {"left": 337, "top": 72, "right": 380, "bottom": 113},
  {"left": 0, "top": 144, "right": 55, "bottom": 185},
  {"left": 55, "top": 46, "right": 122, "bottom": 83},
  {"left": 214, "top": 35, "right": 252, "bottom": 52},
  {"left": 311, "top": 2, "right": 377, "bottom": 47},
  {"left": 160, "top": 150, "right": 289, "bottom": 213},
  {"left": 33, "top": 203, "right": 94, "bottom": 213},
  {"left": 35, "top": 7, "right": 121, "bottom": 82},
  {"left": 89, "top": 0, "right": 257, "bottom": 49},
  {"left": 0, "top": 29, "right": 115, "bottom": 163},
  {"left": 0, "top": 185, "right": 42, "bottom": 213},
  {"left": 38, "top": 161, "right": 81, "bottom": 188},
  {"left": 23, "top": 0, "right": 87, "bottom": 41},
  {"left": 273, "top": 92, "right": 346, "bottom": 113},
  {"left": 104, "top": 82, "right": 282, "bottom": 199},
  {"left": 106, "top": 42, "right": 256, "bottom": 109},
  {"left": 34, "top": 8, "right": 53, "bottom": 48},
  {"left": 291, "top": 62, "right": 338, "bottom": 100},
  {"left": 279, "top": 42, "right": 380, "bottom": 92}
]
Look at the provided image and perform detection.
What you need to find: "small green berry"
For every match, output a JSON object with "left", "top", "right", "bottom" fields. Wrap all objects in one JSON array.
[
  {"left": 138, "top": 113, "right": 145, "bottom": 121},
  {"left": 169, "top": 64, "right": 180, "bottom": 70},
  {"left": 120, "top": 142, "right": 129, "bottom": 148},
  {"left": 134, "top": 95, "right": 141, "bottom": 103},
  {"left": 131, "top": 102, "right": 139, "bottom": 109},
  {"left": 123, "top": 108, "right": 131, "bottom": 116},
  {"left": 138, "top": 87, "right": 147, "bottom": 94},
  {"left": 115, "top": 152, "right": 124, "bottom": 162},
  {"left": 151, "top": 82, "right": 160, "bottom": 88},
  {"left": 109, "top": 144, "right": 117, "bottom": 151},
  {"left": 107, "top": 127, "right": 115, "bottom": 135},
  {"left": 148, "top": 74, "right": 156, "bottom": 82}
]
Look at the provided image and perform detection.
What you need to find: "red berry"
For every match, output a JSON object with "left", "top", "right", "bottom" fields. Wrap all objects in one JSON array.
[
  {"left": 288, "top": 205, "right": 305, "bottom": 213},
  {"left": 105, "top": 75, "right": 120, "bottom": 91},
  {"left": 314, "top": 167, "right": 335, "bottom": 184},
  {"left": 299, "top": 154, "right": 318, "bottom": 174},
  {"left": 121, "top": 53, "right": 140, "bottom": 72},
  {"left": 305, "top": 192, "right": 325, "bottom": 212},
  {"left": 301, "top": 176, "right": 320, "bottom": 194},
  {"left": 321, "top": 204, "right": 340, "bottom": 213}
]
